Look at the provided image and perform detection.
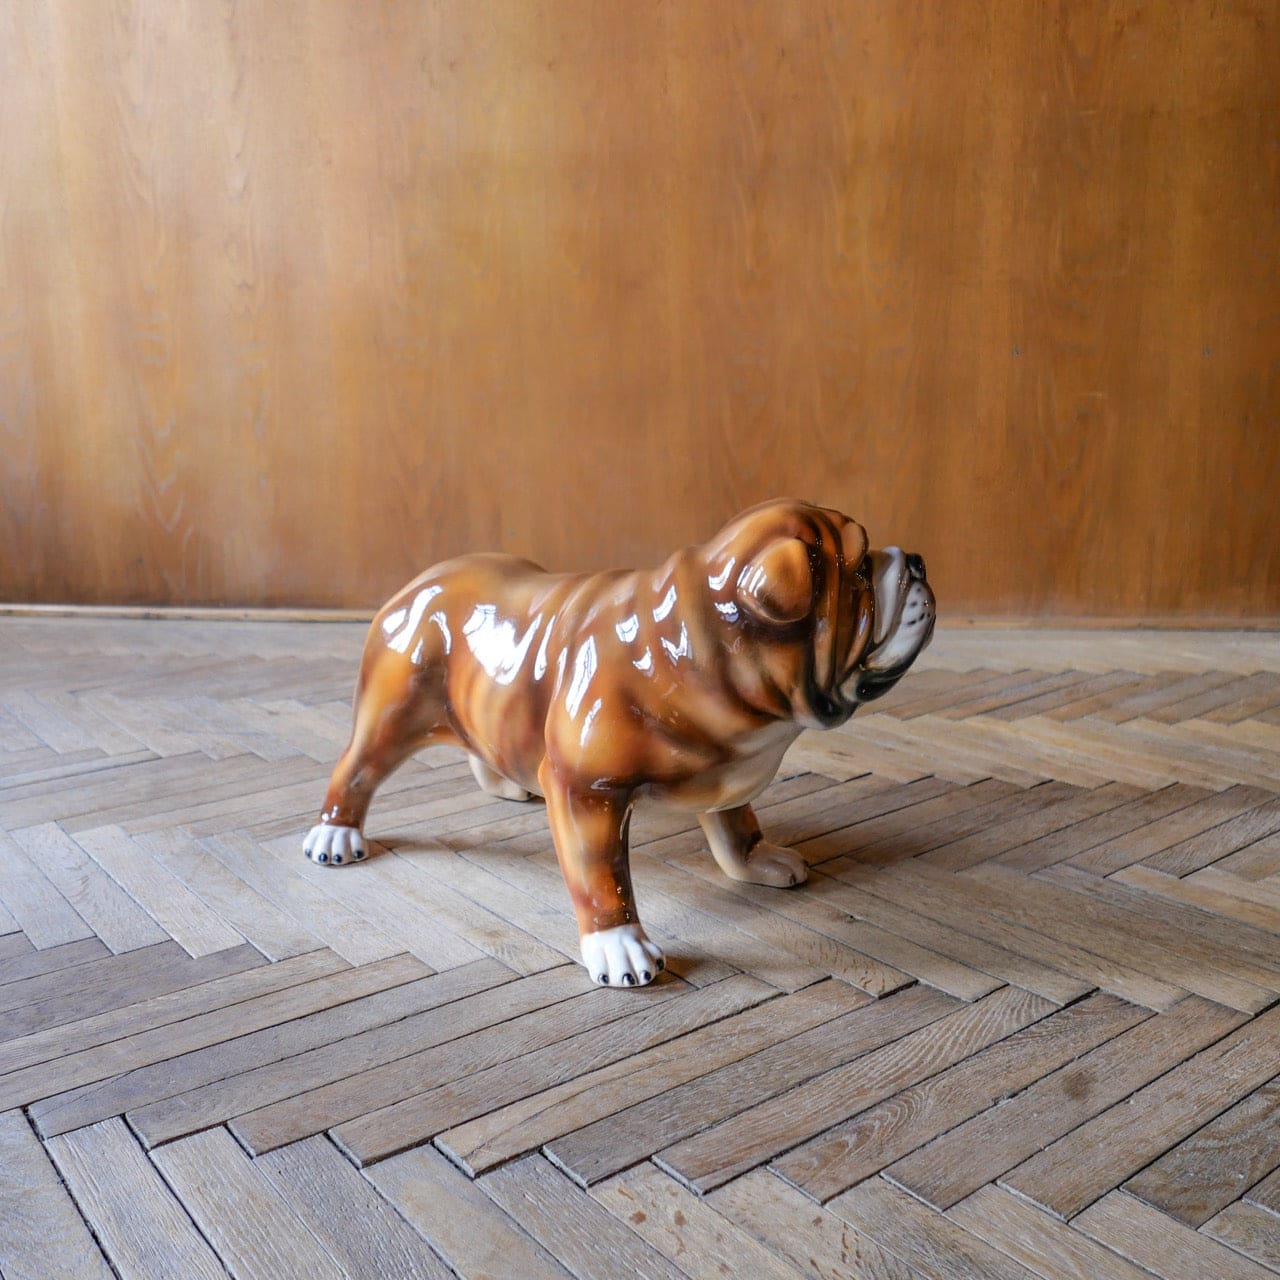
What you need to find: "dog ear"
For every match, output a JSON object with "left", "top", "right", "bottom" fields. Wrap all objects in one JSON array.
[{"left": 736, "top": 538, "right": 814, "bottom": 626}]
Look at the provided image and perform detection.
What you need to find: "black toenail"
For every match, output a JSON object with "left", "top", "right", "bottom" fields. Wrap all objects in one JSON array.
[
  {"left": 656, "top": 958, "right": 665, "bottom": 971},
  {"left": 622, "top": 973, "right": 635, "bottom": 985},
  {"left": 597, "top": 973, "right": 609, "bottom": 985},
  {"left": 317, "top": 852, "right": 328, "bottom": 863},
  {"left": 353, "top": 849, "right": 365, "bottom": 860},
  {"left": 333, "top": 854, "right": 343, "bottom": 864},
  {"left": 641, "top": 971, "right": 651, "bottom": 982}
]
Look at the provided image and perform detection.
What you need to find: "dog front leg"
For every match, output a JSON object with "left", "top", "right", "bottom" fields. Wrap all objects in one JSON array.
[
  {"left": 700, "top": 804, "right": 809, "bottom": 887},
  {"left": 541, "top": 777, "right": 664, "bottom": 987}
]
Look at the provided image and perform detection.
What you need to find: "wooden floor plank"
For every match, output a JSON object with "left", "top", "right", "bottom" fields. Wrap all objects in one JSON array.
[
  {"left": 45, "top": 1119, "right": 227, "bottom": 1280},
  {"left": 481, "top": 1155, "right": 691, "bottom": 1280},
  {"left": 827, "top": 1177, "right": 1042, "bottom": 1280},
  {"left": 199, "top": 830, "right": 405, "bottom": 966},
  {"left": 843, "top": 862, "right": 1188, "bottom": 1009},
  {"left": 1114, "top": 863, "right": 1280, "bottom": 932},
  {"left": 3, "top": 618, "right": 1280, "bottom": 1280},
  {"left": 1074, "top": 1191, "right": 1276, "bottom": 1280},
  {"left": 149, "top": 1127, "right": 348, "bottom": 1280},
  {"left": 0, "top": 830, "right": 95, "bottom": 948},
  {"left": 9, "top": 822, "right": 169, "bottom": 953},
  {"left": 654, "top": 986, "right": 1053, "bottom": 1195},
  {"left": 0, "top": 934, "right": 107, "bottom": 987},
  {"left": 0, "top": 948, "right": 347, "bottom": 1109},
  {"left": 0, "top": 930, "right": 32, "bottom": 962},
  {"left": 73, "top": 825, "right": 247, "bottom": 957},
  {"left": 592, "top": 1162, "right": 809, "bottom": 1280},
  {"left": 0, "top": 942, "right": 266, "bottom": 1074},
  {"left": 994, "top": 783, "right": 1212, "bottom": 873},
  {"left": 1123, "top": 1077, "right": 1280, "bottom": 1227},
  {"left": 771, "top": 991, "right": 1150, "bottom": 1203},
  {"left": 333, "top": 970, "right": 772, "bottom": 1167},
  {"left": 134, "top": 826, "right": 324, "bottom": 961},
  {"left": 1002, "top": 1004, "right": 1280, "bottom": 1220},
  {"left": 959, "top": 861, "right": 1275, "bottom": 1011},
  {"left": 1, "top": 939, "right": 240, "bottom": 1035},
  {"left": 709, "top": 1168, "right": 926, "bottom": 1280},
  {"left": 0, "top": 1109, "right": 114, "bottom": 1280},
  {"left": 1143, "top": 797, "right": 1280, "bottom": 876},
  {"left": 253, "top": 1136, "right": 456, "bottom": 1279},
  {"left": 437, "top": 979, "right": 862, "bottom": 1176},
  {"left": 364, "top": 1144, "right": 575, "bottom": 1280},
  {"left": 34, "top": 958, "right": 490, "bottom": 1140},
  {"left": 1246, "top": 1164, "right": 1280, "bottom": 1214},
  {"left": 799, "top": 869, "right": 1090, "bottom": 1004},
  {"left": 923, "top": 781, "right": 1144, "bottom": 872},
  {"left": 1069, "top": 784, "right": 1276, "bottom": 874},
  {"left": 1202, "top": 1202, "right": 1280, "bottom": 1273},
  {"left": 133, "top": 961, "right": 583, "bottom": 1150},
  {"left": 886, "top": 995, "right": 1247, "bottom": 1211}
]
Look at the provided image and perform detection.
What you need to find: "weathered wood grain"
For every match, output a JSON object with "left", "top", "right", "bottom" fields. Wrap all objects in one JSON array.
[
  {"left": 771, "top": 991, "right": 1150, "bottom": 1201},
  {"left": 482, "top": 1156, "right": 690, "bottom": 1280},
  {"left": 365, "top": 1144, "right": 574, "bottom": 1280},
  {"left": 438, "top": 979, "right": 863, "bottom": 1176},
  {"left": 135, "top": 962, "right": 593, "bottom": 1149},
  {"left": 45, "top": 1119, "right": 226, "bottom": 1280},
  {"left": 9, "top": 822, "right": 168, "bottom": 952},
  {"left": 655, "top": 986, "right": 1053, "bottom": 1194},
  {"left": 709, "top": 1169, "right": 922, "bottom": 1280},
  {"left": 1074, "top": 1191, "right": 1276, "bottom": 1280},
  {"left": 0, "top": 948, "right": 348, "bottom": 1108},
  {"left": 949, "top": 1185, "right": 1155, "bottom": 1280},
  {"left": 828, "top": 1177, "right": 1041, "bottom": 1280},
  {"left": 887, "top": 995, "right": 1247, "bottom": 1210},
  {"left": 1123, "top": 1078, "right": 1280, "bottom": 1227},
  {"left": 254, "top": 1136, "right": 455, "bottom": 1279},
  {"left": 150, "top": 1127, "right": 347, "bottom": 1279},
  {"left": 0, "top": 1109, "right": 113, "bottom": 1280},
  {"left": 333, "top": 971, "right": 772, "bottom": 1167},
  {"left": 1003, "top": 1004, "right": 1280, "bottom": 1220},
  {"left": 593, "top": 1162, "right": 808, "bottom": 1280},
  {"left": 1202, "top": 1202, "right": 1280, "bottom": 1273},
  {"left": 29, "top": 952, "right": 440, "bottom": 1137}
]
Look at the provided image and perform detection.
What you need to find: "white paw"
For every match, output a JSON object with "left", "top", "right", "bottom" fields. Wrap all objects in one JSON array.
[
  {"left": 580, "top": 924, "right": 665, "bottom": 988},
  {"left": 303, "top": 824, "right": 366, "bottom": 867},
  {"left": 728, "top": 841, "right": 808, "bottom": 888}
]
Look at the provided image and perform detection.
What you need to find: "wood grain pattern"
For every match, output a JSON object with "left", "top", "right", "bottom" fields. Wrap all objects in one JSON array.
[
  {"left": 365, "top": 1144, "right": 575, "bottom": 1280},
  {"left": 1074, "top": 1191, "right": 1277, "bottom": 1280},
  {"left": 45, "top": 1119, "right": 227, "bottom": 1280},
  {"left": 149, "top": 1128, "right": 348, "bottom": 1280},
  {"left": 3, "top": 618, "right": 1280, "bottom": 1279},
  {"left": 0, "top": 1109, "right": 113, "bottom": 1280},
  {"left": 1, "top": 1, "right": 1277, "bottom": 618}
]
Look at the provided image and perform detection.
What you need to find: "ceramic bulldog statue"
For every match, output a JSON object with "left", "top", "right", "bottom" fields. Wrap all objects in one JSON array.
[{"left": 305, "top": 499, "right": 935, "bottom": 986}]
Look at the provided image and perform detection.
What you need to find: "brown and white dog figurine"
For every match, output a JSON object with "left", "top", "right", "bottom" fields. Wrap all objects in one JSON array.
[{"left": 305, "top": 499, "right": 935, "bottom": 986}]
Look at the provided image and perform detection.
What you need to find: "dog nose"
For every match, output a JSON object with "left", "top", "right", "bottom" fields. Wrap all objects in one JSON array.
[{"left": 906, "top": 553, "right": 926, "bottom": 581}]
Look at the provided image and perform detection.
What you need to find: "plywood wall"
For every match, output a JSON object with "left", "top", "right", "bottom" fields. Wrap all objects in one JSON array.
[{"left": 2, "top": 2, "right": 1277, "bottom": 618}]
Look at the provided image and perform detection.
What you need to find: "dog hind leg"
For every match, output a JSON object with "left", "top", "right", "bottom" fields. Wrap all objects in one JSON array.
[
  {"left": 699, "top": 804, "right": 809, "bottom": 887},
  {"left": 468, "top": 754, "right": 533, "bottom": 802}
]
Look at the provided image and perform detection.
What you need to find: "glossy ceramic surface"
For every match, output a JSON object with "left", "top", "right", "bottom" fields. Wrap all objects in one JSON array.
[{"left": 305, "top": 499, "right": 936, "bottom": 985}]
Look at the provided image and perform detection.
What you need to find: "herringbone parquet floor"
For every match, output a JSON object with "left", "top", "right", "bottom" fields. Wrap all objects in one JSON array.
[{"left": 2, "top": 616, "right": 1279, "bottom": 1279}]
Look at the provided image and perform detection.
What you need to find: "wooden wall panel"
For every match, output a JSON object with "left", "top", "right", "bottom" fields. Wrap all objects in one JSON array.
[{"left": 1, "top": 1, "right": 1276, "bottom": 618}]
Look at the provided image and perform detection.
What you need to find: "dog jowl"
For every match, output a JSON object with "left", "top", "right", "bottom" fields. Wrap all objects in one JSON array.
[{"left": 304, "top": 499, "right": 935, "bottom": 986}]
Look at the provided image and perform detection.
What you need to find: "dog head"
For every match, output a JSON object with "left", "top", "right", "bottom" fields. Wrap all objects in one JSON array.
[{"left": 702, "top": 499, "right": 935, "bottom": 728}]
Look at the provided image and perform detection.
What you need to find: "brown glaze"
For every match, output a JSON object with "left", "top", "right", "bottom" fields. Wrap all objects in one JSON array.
[{"left": 307, "top": 499, "right": 935, "bottom": 984}]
